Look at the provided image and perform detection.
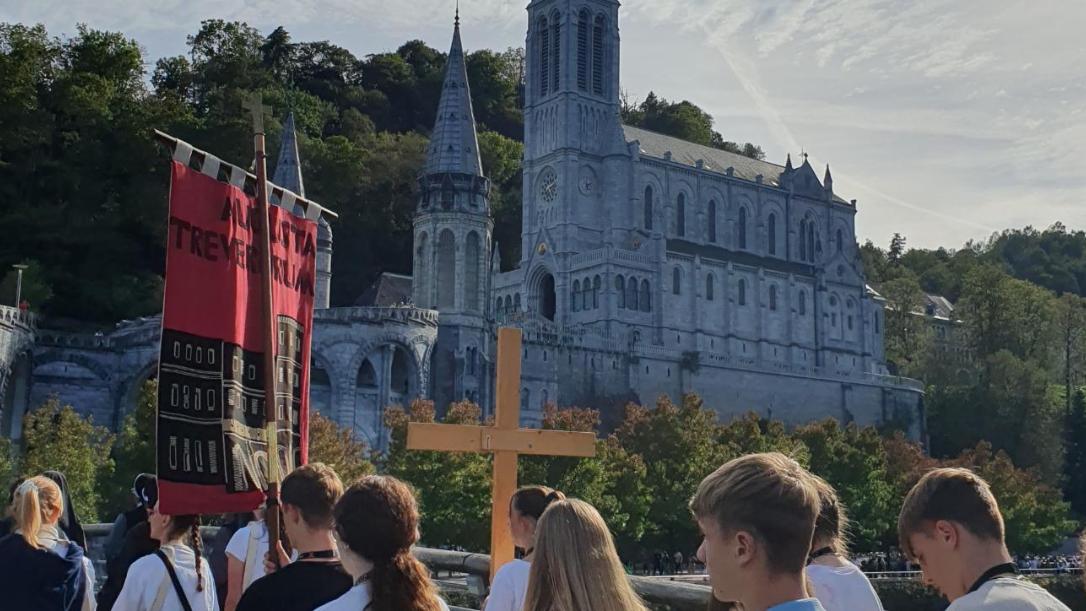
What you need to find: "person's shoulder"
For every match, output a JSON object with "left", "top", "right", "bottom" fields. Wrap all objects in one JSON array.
[
  {"left": 314, "top": 585, "right": 365, "bottom": 611},
  {"left": 493, "top": 559, "right": 530, "bottom": 581},
  {"left": 127, "top": 550, "right": 165, "bottom": 577},
  {"left": 987, "top": 578, "right": 1071, "bottom": 609}
]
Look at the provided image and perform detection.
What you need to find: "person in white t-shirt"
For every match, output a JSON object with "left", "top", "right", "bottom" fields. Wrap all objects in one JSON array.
[
  {"left": 484, "top": 486, "right": 566, "bottom": 611},
  {"left": 114, "top": 502, "right": 217, "bottom": 611},
  {"left": 898, "top": 467, "right": 1070, "bottom": 611},
  {"left": 805, "top": 476, "right": 884, "bottom": 611},
  {"left": 316, "top": 475, "right": 450, "bottom": 611},
  {"left": 223, "top": 511, "right": 268, "bottom": 611}
]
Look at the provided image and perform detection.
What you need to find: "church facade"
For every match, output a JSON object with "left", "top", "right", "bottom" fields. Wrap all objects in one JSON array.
[{"left": 0, "top": 1, "right": 924, "bottom": 450}]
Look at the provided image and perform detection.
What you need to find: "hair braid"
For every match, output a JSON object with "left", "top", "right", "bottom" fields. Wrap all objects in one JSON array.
[{"left": 189, "top": 519, "right": 204, "bottom": 592}]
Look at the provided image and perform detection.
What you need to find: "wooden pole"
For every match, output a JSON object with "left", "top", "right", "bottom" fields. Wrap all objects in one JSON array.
[
  {"left": 244, "top": 93, "right": 283, "bottom": 569},
  {"left": 489, "top": 328, "right": 522, "bottom": 578}
]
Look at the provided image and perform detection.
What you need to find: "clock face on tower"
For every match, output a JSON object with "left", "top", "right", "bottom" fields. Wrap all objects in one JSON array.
[{"left": 539, "top": 168, "right": 558, "bottom": 204}]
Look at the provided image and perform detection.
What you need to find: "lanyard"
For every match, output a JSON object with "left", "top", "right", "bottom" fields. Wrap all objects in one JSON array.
[{"left": 967, "top": 562, "right": 1018, "bottom": 594}]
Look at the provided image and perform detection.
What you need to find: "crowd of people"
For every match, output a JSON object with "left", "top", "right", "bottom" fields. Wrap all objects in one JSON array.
[{"left": 0, "top": 453, "right": 1081, "bottom": 611}]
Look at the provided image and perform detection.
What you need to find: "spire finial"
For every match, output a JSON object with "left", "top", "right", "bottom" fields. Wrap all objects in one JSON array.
[{"left": 455, "top": 0, "right": 460, "bottom": 26}]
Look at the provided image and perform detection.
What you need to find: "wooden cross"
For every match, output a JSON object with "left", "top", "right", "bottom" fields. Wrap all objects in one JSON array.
[{"left": 407, "top": 327, "right": 597, "bottom": 578}]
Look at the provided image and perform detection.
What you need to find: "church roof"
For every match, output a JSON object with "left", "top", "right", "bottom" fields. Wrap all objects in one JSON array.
[
  {"left": 355, "top": 273, "right": 414, "bottom": 307},
  {"left": 424, "top": 16, "right": 483, "bottom": 177},
  {"left": 622, "top": 124, "right": 849, "bottom": 204},
  {"left": 273, "top": 112, "right": 305, "bottom": 197}
]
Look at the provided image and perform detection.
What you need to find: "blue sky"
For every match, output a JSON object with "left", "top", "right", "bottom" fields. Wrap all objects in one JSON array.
[{"left": 3, "top": 0, "right": 1083, "bottom": 250}]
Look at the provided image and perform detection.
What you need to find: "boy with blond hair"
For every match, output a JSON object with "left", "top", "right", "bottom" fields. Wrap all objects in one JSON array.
[
  {"left": 898, "top": 467, "right": 1069, "bottom": 610},
  {"left": 690, "top": 452, "right": 826, "bottom": 611}
]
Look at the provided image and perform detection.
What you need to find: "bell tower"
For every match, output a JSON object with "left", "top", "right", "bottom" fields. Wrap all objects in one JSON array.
[{"left": 522, "top": 0, "right": 624, "bottom": 263}]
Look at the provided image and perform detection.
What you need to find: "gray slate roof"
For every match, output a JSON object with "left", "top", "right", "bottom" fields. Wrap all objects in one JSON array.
[
  {"left": 273, "top": 112, "right": 305, "bottom": 196},
  {"left": 622, "top": 124, "right": 787, "bottom": 187},
  {"left": 424, "top": 20, "right": 483, "bottom": 177},
  {"left": 355, "top": 273, "right": 414, "bottom": 307}
]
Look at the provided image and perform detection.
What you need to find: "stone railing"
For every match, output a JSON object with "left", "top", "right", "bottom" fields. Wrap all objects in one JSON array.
[
  {"left": 0, "top": 304, "right": 36, "bottom": 329},
  {"left": 316, "top": 305, "right": 440, "bottom": 327},
  {"left": 84, "top": 524, "right": 710, "bottom": 610}
]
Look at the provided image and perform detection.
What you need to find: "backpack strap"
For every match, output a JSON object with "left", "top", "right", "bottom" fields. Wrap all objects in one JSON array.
[{"left": 155, "top": 550, "right": 194, "bottom": 611}]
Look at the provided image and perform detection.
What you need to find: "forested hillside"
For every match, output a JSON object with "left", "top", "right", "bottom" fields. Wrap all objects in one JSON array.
[{"left": 0, "top": 21, "right": 762, "bottom": 322}]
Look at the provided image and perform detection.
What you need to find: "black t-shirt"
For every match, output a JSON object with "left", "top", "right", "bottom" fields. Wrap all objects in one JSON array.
[{"left": 236, "top": 559, "right": 352, "bottom": 611}]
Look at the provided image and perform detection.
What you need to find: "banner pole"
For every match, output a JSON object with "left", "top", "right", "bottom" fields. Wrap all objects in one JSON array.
[{"left": 244, "top": 93, "right": 284, "bottom": 568}]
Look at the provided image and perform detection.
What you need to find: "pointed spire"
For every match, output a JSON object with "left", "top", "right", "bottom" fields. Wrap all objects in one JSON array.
[
  {"left": 824, "top": 164, "right": 833, "bottom": 185},
  {"left": 273, "top": 112, "right": 305, "bottom": 197},
  {"left": 424, "top": 10, "right": 483, "bottom": 177},
  {"left": 455, "top": 0, "right": 460, "bottom": 27},
  {"left": 785, "top": 153, "right": 794, "bottom": 172}
]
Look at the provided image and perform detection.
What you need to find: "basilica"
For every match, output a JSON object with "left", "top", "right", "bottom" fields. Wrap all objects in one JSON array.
[{"left": 0, "top": 0, "right": 924, "bottom": 449}]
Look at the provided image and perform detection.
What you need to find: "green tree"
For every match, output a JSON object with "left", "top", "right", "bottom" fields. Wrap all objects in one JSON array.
[
  {"left": 383, "top": 399, "right": 491, "bottom": 551},
  {"left": 621, "top": 91, "right": 764, "bottom": 159},
  {"left": 880, "top": 272, "right": 933, "bottom": 376},
  {"left": 20, "top": 398, "right": 114, "bottom": 522},
  {"left": 948, "top": 441, "right": 1076, "bottom": 554},
  {"left": 307, "top": 411, "right": 376, "bottom": 485},
  {"left": 1063, "top": 389, "right": 1086, "bottom": 516},
  {"left": 614, "top": 394, "right": 724, "bottom": 552},
  {"left": 794, "top": 420, "right": 896, "bottom": 551}
]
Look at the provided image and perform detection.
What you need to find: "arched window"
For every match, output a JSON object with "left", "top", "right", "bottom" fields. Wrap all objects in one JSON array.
[
  {"left": 799, "top": 220, "right": 807, "bottom": 261},
  {"left": 437, "top": 229, "right": 456, "bottom": 309},
  {"left": 640, "top": 279, "right": 651, "bottom": 312},
  {"left": 706, "top": 273, "right": 715, "bottom": 301},
  {"left": 643, "top": 185, "right": 653, "bottom": 230},
  {"left": 505, "top": 295, "right": 513, "bottom": 312},
  {"left": 495, "top": 297, "right": 503, "bottom": 314},
  {"left": 466, "top": 232, "right": 480, "bottom": 311},
  {"left": 799, "top": 291, "right": 807, "bottom": 315},
  {"left": 514, "top": 293, "right": 521, "bottom": 311},
  {"left": 593, "top": 276, "right": 601, "bottom": 309},
  {"left": 769, "top": 285, "right": 778, "bottom": 311},
  {"left": 673, "top": 268, "right": 682, "bottom": 295},
  {"left": 582, "top": 278, "right": 592, "bottom": 309},
  {"left": 738, "top": 279, "right": 747, "bottom": 305},
  {"left": 807, "top": 222, "right": 816, "bottom": 261},
  {"left": 837, "top": 228, "right": 844, "bottom": 253},
  {"left": 572, "top": 279, "right": 582, "bottom": 312},
  {"left": 627, "top": 276, "right": 639, "bottom": 310},
  {"left": 415, "top": 232, "right": 429, "bottom": 308},
  {"left": 577, "top": 10, "right": 589, "bottom": 91},
  {"left": 592, "top": 14, "right": 605, "bottom": 95},
  {"left": 538, "top": 17, "right": 550, "bottom": 97},
  {"left": 768, "top": 213, "right": 777, "bottom": 255},
  {"left": 616, "top": 275, "right": 626, "bottom": 309},
  {"left": 738, "top": 207, "right": 748, "bottom": 249},
  {"left": 709, "top": 200, "right": 717, "bottom": 242},
  {"left": 676, "top": 193, "right": 686, "bottom": 237},
  {"left": 551, "top": 12, "right": 561, "bottom": 92}
]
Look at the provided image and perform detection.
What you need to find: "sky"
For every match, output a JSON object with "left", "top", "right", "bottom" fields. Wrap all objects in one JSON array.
[{"left": 3, "top": 0, "right": 1083, "bottom": 250}]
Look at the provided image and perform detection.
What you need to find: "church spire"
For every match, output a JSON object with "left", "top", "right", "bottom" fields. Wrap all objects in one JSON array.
[
  {"left": 273, "top": 112, "right": 305, "bottom": 196},
  {"left": 424, "top": 11, "right": 483, "bottom": 177},
  {"left": 785, "top": 153, "right": 794, "bottom": 172}
]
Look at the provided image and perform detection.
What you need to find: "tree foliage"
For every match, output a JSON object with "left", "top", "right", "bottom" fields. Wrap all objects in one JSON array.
[
  {"left": 20, "top": 397, "right": 114, "bottom": 522},
  {"left": 307, "top": 411, "right": 376, "bottom": 485},
  {"left": 100, "top": 379, "right": 157, "bottom": 516},
  {"left": 621, "top": 91, "right": 765, "bottom": 159}
]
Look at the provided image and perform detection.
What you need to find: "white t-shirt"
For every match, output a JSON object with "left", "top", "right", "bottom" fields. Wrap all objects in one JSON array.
[
  {"left": 484, "top": 559, "right": 531, "bottom": 611},
  {"left": 315, "top": 582, "right": 451, "bottom": 611},
  {"left": 38, "top": 525, "right": 96, "bottom": 611},
  {"left": 947, "top": 576, "right": 1070, "bottom": 611},
  {"left": 114, "top": 543, "right": 218, "bottom": 611},
  {"left": 225, "top": 521, "right": 270, "bottom": 591},
  {"left": 807, "top": 560, "right": 884, "bottom": 611}
]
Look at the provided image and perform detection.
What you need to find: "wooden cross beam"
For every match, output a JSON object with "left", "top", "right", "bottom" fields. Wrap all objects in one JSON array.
[{"left": 407, "top": 327, "right": 596, "bottom": 578}]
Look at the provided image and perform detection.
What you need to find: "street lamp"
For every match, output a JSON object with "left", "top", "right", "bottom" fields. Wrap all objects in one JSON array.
[{"left": 12, "top": 264, "right": 28, "bottom": 308}]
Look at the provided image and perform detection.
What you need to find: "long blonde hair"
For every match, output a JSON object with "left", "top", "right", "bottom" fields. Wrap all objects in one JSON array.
[
  {"left": 524, "top": 499, "right": 648, "bottom": 611},
  {"left": 11, "top": 476, "right": 63, "bottom": 549}
]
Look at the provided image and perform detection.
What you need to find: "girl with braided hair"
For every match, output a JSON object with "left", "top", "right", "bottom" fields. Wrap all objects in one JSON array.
[
  {"left": 316, "top": 475, "right": 450, "bottom": 611},
  {"left": 114, "top": 502, "right": 216, "bottom": 610}
]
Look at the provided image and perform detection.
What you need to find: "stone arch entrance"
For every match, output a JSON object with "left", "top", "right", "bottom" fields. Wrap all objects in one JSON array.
[{"left": 1, "top": 352, "right": 32, "bottom": 438}]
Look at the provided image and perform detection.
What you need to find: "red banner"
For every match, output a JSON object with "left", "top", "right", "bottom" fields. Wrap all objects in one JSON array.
[{"left": 157, "top": 161, "right": 315, "bottom": 515}]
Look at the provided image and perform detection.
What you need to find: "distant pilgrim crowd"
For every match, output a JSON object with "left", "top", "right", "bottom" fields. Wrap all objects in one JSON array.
[{"left": 0, "top": 454, "right": 1078, "bottom": 611}]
